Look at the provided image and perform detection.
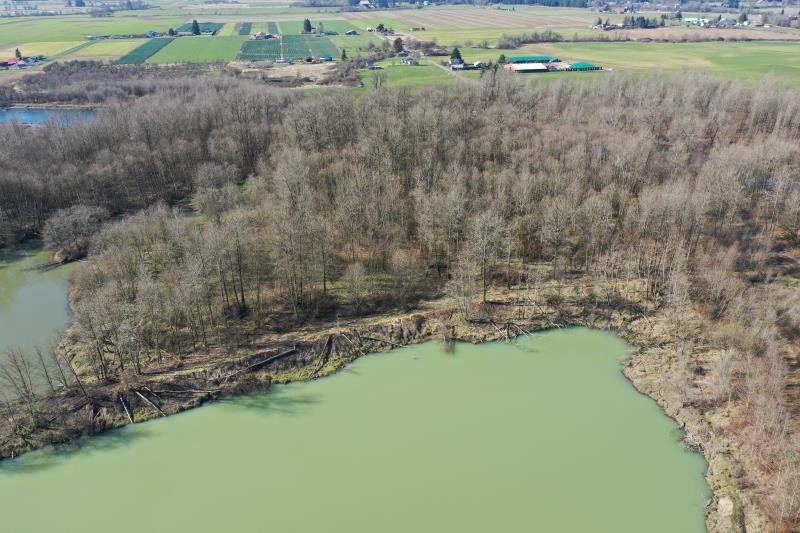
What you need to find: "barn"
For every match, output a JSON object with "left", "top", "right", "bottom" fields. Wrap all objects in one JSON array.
[
  {"left": 509, "top": 55, "right": 560, "bottom": 64},
  {"left": 506, "top": 62, "right": 549, "bottom": 73}
]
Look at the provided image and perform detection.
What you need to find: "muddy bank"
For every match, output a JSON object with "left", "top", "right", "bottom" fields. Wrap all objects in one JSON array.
[{"left": 0, "top": 298, "right": 759, "bottom": 531}]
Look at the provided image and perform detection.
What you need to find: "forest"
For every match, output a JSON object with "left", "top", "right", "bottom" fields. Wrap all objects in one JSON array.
[{"left": 0, "top": 66, "right": 799, "bottom": 529}]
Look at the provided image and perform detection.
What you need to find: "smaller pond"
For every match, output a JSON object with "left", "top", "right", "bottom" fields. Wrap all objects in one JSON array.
[
  {"left": 0, "top": 248, "right": 76, "bottom": 398},
  {"left": 0, "top": 107, "right": 95, "bottom": 126}
]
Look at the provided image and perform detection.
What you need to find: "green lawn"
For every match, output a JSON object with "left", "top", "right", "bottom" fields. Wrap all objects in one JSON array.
[{"left": 146, "top": 36, "right": 247, "bottom": 63}]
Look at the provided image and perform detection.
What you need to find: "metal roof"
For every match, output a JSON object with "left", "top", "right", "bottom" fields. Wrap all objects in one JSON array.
[
  {"left": 509, "top": 55, "right": 559, "bottom": 63},
  {"left": 511, "top": 63, "right": 548, "bottom": 72},
  {"left": 570, "top": 62, "right": 599, "bottom": 69}
]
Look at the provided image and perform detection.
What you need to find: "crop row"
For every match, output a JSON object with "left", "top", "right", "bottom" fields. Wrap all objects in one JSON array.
[{"left": 115, "top": 38, "right": 174, "bottom": 65}]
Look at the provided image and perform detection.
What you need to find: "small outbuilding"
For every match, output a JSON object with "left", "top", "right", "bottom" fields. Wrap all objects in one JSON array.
[{"left": 569, "top": 62, "right": 601, "bottom": 71}]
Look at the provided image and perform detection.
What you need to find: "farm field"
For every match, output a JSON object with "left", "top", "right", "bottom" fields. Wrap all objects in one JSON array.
[
  {"left": 175, "top": 22, "right": 225, "bottom": 33},
  {"left": 58, "top": 40, "right": 143, "bottom": 62},
  {"left": 457, "top": 41, "right": 800, "bottom": 87},
  {"left": 115, "top": 38, "right": 175, "bottom": 64},
  {"left": 239, "top": 34, "right": 338, "bottom": 61},
  {"left": 357, "top": 59, "right": 454, "bottom": 91},
  {"left": 0, "top": 16, "right": 187, "bottom": 46},
  {"left": 2, "top": 41, "right": 83, "bottom": 59},
  {"left": 216, "top": 23, "right": 238, "bottom": 36},
  {"left": 329, "top": 33, "right": 383, "bottom": 57},
  {"left": 239, "top": 22, "right": 252, "bottom": 36},
  {"left": 147, "top": 36, "right": 247, "bottom": 63}
]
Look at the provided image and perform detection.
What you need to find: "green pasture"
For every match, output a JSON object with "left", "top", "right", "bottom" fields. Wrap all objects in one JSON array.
[
  {"left": 60, "top": 39, "right": 143, "bottom": 61},
  {"left": 146, "top": 35, "right": 247, "bottom": 63},
  {"left": 329, "top": 33, "right": 383, "bottom": 57},
  {"left": 357, "top": 59, "right": 454, "bottom": 91},
  {"left": 0, "top": 16, "right": 186, "bottom": 45},
  {"left": 2, "top": 41, "right": 83, "bottom": 58},
  {"left": 459, "top": 41, "right": 800, "bottom": 87}
]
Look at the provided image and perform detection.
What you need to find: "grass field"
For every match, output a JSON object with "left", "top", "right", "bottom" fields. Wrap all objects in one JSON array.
[
  {"left": 59, "top": 40, "right": 143, "bottom": 62},
  {"left": 147, "top": 35, "right": 247, "bottom": 63},
  {"left": 329, "top": 33, "right": 383, "bottom": 57},
  {"left": 357, "top": 59, "right": 453, "bottom": 91},
  {"left": 457, "top": 41, "right": 800, "bottom": 87},
  {"left": 115, "top": 38, "right": 175, "bottom": 64},
  {"left": 2, "top": 41, "right": 83, "bottom": 58},
  {"left": 0, "top": 16, "right": 186, "bottom": 45}
]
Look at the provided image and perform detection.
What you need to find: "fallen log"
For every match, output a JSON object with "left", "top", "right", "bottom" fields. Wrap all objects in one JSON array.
[
  {"left": 224, "top": 347, "right": 298, "bottom": 381},
  {"left": 118, "top": 394, "right": 133, "bottom": 423},
  {"left": 133, "top": 390, "right": 165, "bottom": 417},
  {"left": 358, "top": 335, "right": 403, "bottom": 348}
]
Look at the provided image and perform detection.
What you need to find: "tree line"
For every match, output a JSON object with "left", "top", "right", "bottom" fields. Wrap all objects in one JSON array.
[{"left": 1, "top": 68, "right": 799, "bottom": 527}]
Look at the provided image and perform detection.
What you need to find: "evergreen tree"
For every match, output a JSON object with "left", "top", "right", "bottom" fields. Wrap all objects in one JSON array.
[
  {"left": 393, "top": 37, "right": 403, "bottom": 53},
  {"left": 303, "top": 18, "right": 312, "bottom": 33},
  {"left": 450, "top": 47, "right": 462, "bottom": 64},
  {"left": 738, "top": 12, "right": 748, "bottom": 23},
  {"left": 341, "top": 49, "right": 347, "bottom": 61},
  {"left": 168, "top": 28, "right": 175, "bottom": 36},
  {"left": 15, "top": 48, "right": 22, "bottom": 60},
  {"left": 191, "top": 20, "right": 201, "bottom": 35},
  {"left": 498, "top": 53, "right": 506, "bottom": 64}
]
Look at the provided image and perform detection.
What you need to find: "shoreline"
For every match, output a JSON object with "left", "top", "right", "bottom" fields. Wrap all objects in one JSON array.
[{"left": 0, "top": 297, "right": 765, "bottom": 532}]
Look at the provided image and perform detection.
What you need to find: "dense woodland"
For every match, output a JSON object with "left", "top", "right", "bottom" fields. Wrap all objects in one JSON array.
[{"left": 1, "top": 67, "right": 800, "bottom": 529}]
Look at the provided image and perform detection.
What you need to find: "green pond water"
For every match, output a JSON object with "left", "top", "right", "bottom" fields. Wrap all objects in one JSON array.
[
  {"left": 0, "top": 248, "right": 75, "bottom": 398},
  {"left": 0, "top": 328, "right": 710, "bottom": 532}
]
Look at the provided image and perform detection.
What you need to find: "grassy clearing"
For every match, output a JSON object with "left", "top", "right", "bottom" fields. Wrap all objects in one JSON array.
[
  {"left": 357, "top": 59, "right": 453, "bottom": 90},
  {"left": 0, "top": 16, "right": 186, "bottom": 45},
  {"left": 115, "top": 38, "right": 175, "bottom": 64},
  {"left": 146, "top": 35, "right": 246, "bottom": 63},
  {"left": 329, "top": 33, "right": 383, "bottom": 57}
]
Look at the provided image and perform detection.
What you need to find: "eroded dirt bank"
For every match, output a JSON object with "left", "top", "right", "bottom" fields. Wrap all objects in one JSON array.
[{"left": 0, "top": 297, "right": 762, "bottom": 532}]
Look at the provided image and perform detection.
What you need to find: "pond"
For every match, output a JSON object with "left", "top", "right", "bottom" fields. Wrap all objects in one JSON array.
[
  {"left": 0, "top": 248, "right": 75, "bottom": 398},
  {"left": 0, "top": 107, "right": 95, "bottom": 125},
  {"left": 0, "top": 328, "right": 710, "bottom": 532}
]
